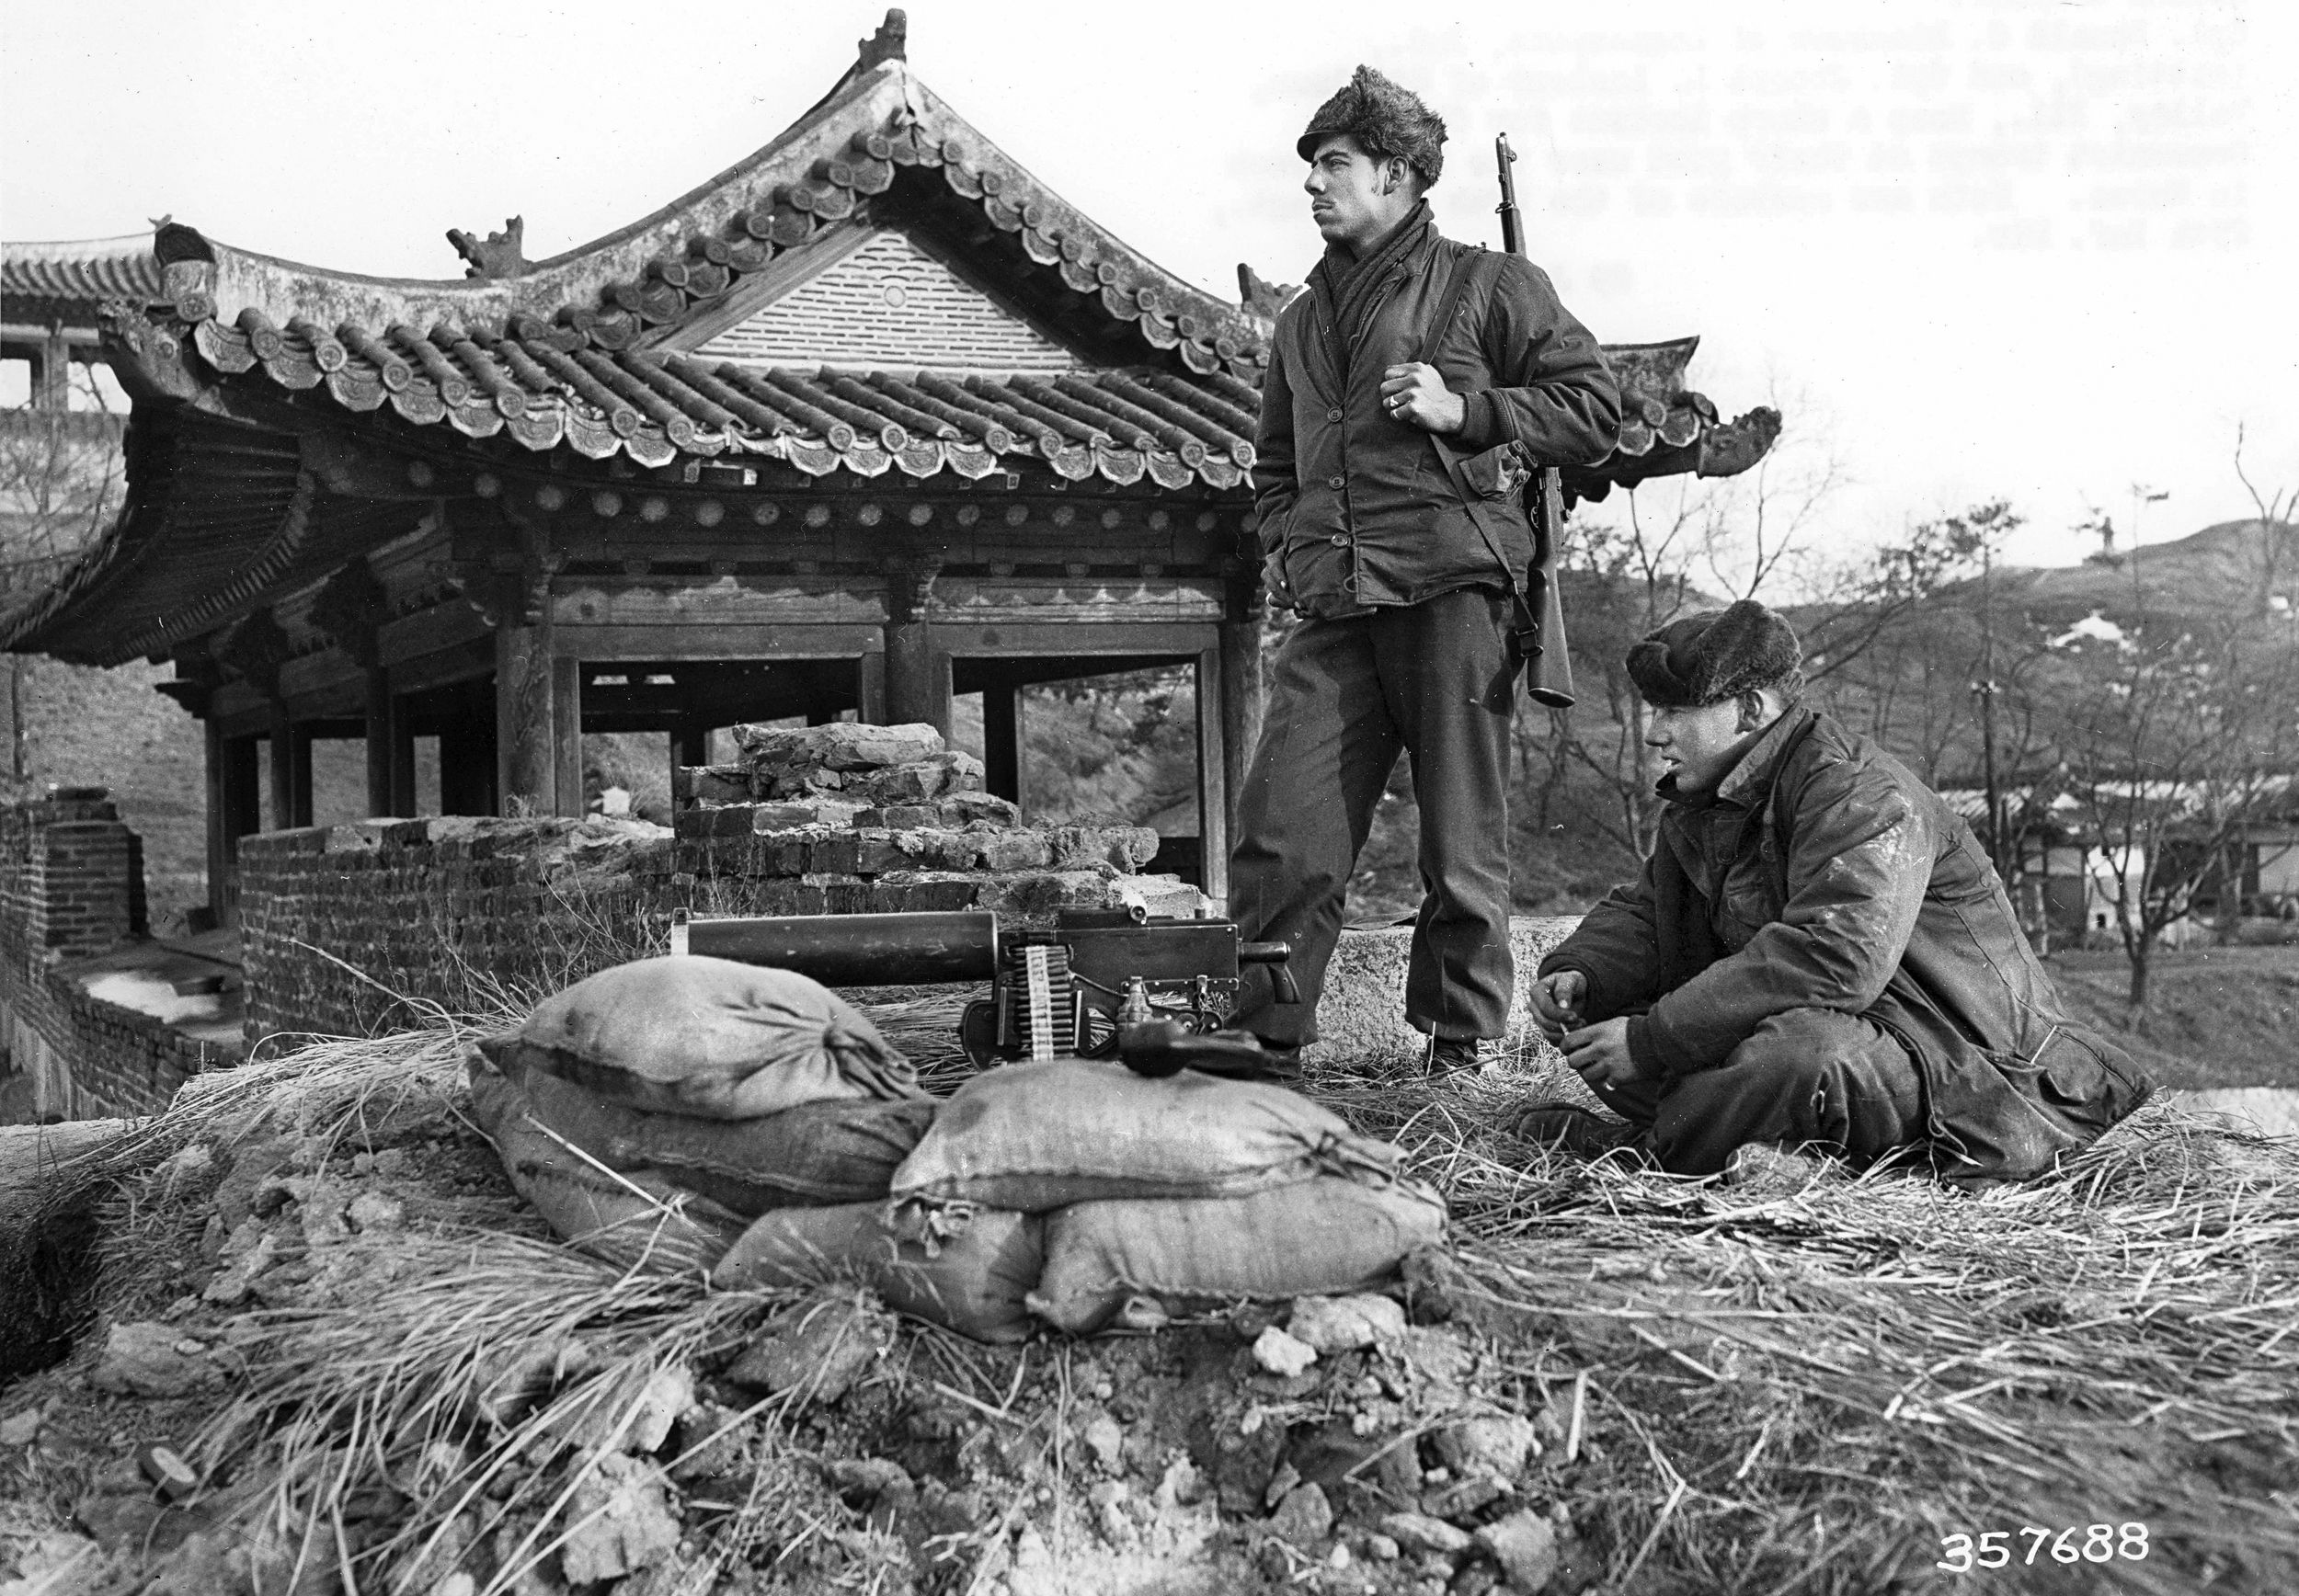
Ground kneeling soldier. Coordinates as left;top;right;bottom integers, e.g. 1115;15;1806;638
1515;600;2152;1182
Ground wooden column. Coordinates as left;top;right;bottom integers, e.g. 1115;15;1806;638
210;730;261;925
673;718;715;770
882;562;950;734
218;609;292;833
202;718;230;924
480;526;578;818
1195;644;1230;905
363;667;396;816
496;618;559;816
856;652;887;724
1219;570;1267;842
287;725;315;828
266;701;294;831
553;656;584;817
32;330;70;413
390;698;418;817
982;683;1024;807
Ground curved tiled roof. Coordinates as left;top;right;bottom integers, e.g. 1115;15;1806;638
170;302;1260;490
1;235;165;322
125;255;1758;499
1564;336;1782;502
95;56;1275;491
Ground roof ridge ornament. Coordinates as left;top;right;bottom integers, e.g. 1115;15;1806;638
448;216;529;279
1236;264;1301;327
857;8;908;71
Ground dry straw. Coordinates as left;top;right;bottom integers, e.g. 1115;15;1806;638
1329;1069;2299;1593
18;1003;2299;1595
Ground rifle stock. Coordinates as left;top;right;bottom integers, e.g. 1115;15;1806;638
1498;131;1575;710
1526;467;1574;708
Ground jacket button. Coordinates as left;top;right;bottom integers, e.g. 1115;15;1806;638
1326;407;1344;422
1328;473;1346;489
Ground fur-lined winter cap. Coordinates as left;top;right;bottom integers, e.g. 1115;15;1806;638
1627;600;1804;708
1297;65;1447;185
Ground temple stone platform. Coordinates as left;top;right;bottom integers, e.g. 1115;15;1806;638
1305;915;1596;1102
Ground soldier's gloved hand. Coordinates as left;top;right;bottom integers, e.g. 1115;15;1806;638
1528;971;1585;1043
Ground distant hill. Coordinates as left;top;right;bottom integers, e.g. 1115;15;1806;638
1958;519;2297;626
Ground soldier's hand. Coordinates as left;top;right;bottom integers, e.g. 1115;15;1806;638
1561;1017;1640;1090
1380;363;1465;434
1528;971;1586;1043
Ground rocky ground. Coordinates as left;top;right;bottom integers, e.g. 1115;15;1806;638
0;1046;1601;1596
4;1023;2296;1596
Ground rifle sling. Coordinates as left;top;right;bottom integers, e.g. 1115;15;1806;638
1413;254;1540;654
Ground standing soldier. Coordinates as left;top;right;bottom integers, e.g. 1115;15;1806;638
1230;66;1622;1074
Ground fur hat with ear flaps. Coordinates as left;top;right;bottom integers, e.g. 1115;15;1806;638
1297;65;1447;185
1627;600;1805;709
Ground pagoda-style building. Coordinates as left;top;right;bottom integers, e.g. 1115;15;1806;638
2;10;1778;918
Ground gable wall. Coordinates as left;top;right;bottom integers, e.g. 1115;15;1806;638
696;230;1079;371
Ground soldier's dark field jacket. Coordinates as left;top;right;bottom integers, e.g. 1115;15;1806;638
1253;207;1621;620
1540;706;2154;1182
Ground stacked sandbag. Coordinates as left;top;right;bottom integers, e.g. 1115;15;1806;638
468;955;933;1272
877;1060;1447;1338
715;1199;1043;1343
501;954;921;1116
1028;1176;1447;1334
466;1053;751;1276
892;1058;1402;1207
475;1054;934;1217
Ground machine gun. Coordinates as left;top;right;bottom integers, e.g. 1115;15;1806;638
1495;131;1576;710
669;906;1298;1077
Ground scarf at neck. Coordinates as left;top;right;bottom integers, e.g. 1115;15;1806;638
1313;200;1434;350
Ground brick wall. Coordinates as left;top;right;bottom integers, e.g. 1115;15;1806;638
0;791;145;960
0;791;231;1121
0;979;232;1122
236;816;681;1042
2;788;1190;1112
2;655;208;931
235;810;1195;1043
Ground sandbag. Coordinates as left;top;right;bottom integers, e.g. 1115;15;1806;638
512;955;921;1121
1028;1173;1447;1335
467;1054;748;1274
608;1097;936;1214
715;1200;1043;1344
473;1042;933;1216
889;1058;1398;1212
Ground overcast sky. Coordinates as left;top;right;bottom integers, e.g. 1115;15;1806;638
5;0;2292;572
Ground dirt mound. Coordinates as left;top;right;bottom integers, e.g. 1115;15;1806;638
4;1022;2297;1595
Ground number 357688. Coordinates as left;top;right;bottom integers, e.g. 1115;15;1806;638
1938;1524;2149;1570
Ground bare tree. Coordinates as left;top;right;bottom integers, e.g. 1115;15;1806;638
2045;614;2299;1008
1821;501;2068;877
1;365;127;782
2231;422;2297;617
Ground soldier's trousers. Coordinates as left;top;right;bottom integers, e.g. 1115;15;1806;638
1228;588;1520;1046
1591;1008;1929;1174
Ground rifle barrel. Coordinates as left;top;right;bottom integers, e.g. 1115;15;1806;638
1494;132;1524;257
